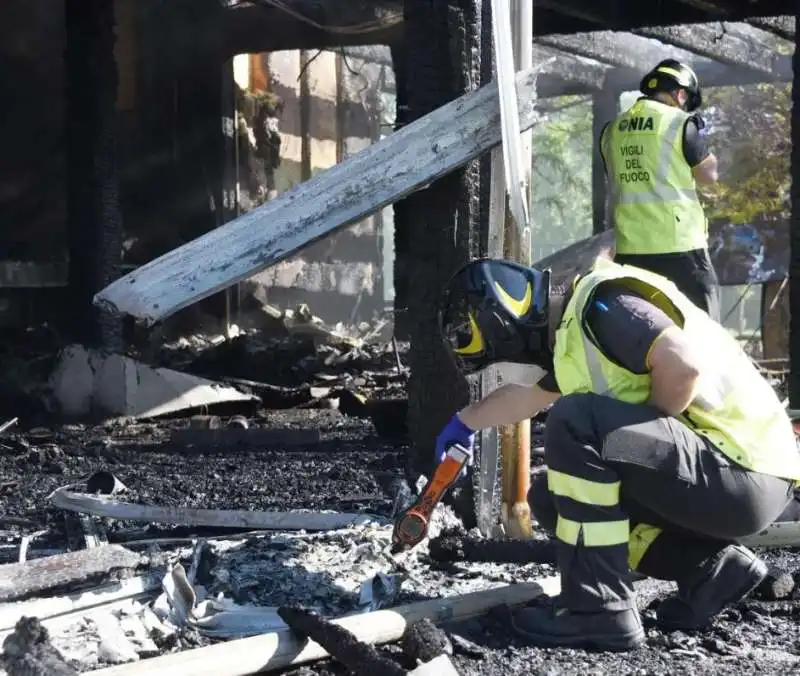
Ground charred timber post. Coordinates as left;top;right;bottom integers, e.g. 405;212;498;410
476;0;503;538
390;40;410;340
400;0;480;525
64;0;124;349
590;70;624;235
789;11;800;408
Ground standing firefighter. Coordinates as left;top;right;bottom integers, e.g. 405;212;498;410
600;59;721;320
435;257;800;651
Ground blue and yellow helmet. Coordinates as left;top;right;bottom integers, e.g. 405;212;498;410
438;258;552;376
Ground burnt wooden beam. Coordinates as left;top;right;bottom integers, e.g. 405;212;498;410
591;80;619;234
536;32;648;71
747;16;796;40
221;0;403;55
634;24;792;78
64;0;125;350
532;0;795;32
537;30;792;89
533;45;608;91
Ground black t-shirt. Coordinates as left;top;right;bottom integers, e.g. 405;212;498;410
538;281;677;394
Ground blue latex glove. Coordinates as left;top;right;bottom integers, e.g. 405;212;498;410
435;414;475;467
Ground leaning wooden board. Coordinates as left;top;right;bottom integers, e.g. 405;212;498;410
94;66;549;326
0;545;143;603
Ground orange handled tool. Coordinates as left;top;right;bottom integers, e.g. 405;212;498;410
391;443;471;554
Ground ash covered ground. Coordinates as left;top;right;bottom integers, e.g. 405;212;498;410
0;329;798;675
0;409;798;676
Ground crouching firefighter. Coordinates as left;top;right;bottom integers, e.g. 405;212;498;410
435;257;800;651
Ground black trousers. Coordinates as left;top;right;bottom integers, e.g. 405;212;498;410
532;393;795;612
615;248;720;322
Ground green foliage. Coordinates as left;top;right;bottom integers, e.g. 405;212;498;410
700;82;791;224
530;96;593;260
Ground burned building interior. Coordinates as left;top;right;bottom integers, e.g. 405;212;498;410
0;0;799;674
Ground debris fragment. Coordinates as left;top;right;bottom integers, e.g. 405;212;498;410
96;616;140;665
0;417;19;435
1;617;78;676
154;564;284;640
358;572;399;611
401;618;453;664
448;632;487;659
753;568;796;601
277;605;406;676
227;415;249;429
86;471;127;496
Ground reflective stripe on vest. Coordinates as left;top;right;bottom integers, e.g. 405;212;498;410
554;260;800;482
602;100;708;255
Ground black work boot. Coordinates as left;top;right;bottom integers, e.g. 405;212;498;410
511;597;645;651
657;544;768;630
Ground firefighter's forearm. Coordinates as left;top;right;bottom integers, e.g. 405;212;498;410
458;384;559;430
647;327;703;416
649;376;699;417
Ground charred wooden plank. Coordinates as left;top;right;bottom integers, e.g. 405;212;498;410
0;545;143;603
429;532;558;564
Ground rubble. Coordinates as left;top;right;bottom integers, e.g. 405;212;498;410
0;382;798;675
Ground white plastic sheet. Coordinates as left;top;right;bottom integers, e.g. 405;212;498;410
490;0;529;235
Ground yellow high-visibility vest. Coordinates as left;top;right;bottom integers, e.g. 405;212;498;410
601;98;708;255
554;260;800;481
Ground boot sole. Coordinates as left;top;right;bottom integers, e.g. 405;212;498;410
511;620;646;652
658;555;769;631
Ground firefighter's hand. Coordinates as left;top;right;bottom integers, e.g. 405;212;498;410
434;414;475;467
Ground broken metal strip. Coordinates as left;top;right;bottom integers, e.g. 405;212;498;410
84;576;561;676
94;66;548;325
49;487;383;531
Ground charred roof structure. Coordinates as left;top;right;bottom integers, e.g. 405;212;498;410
8;1;797;460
